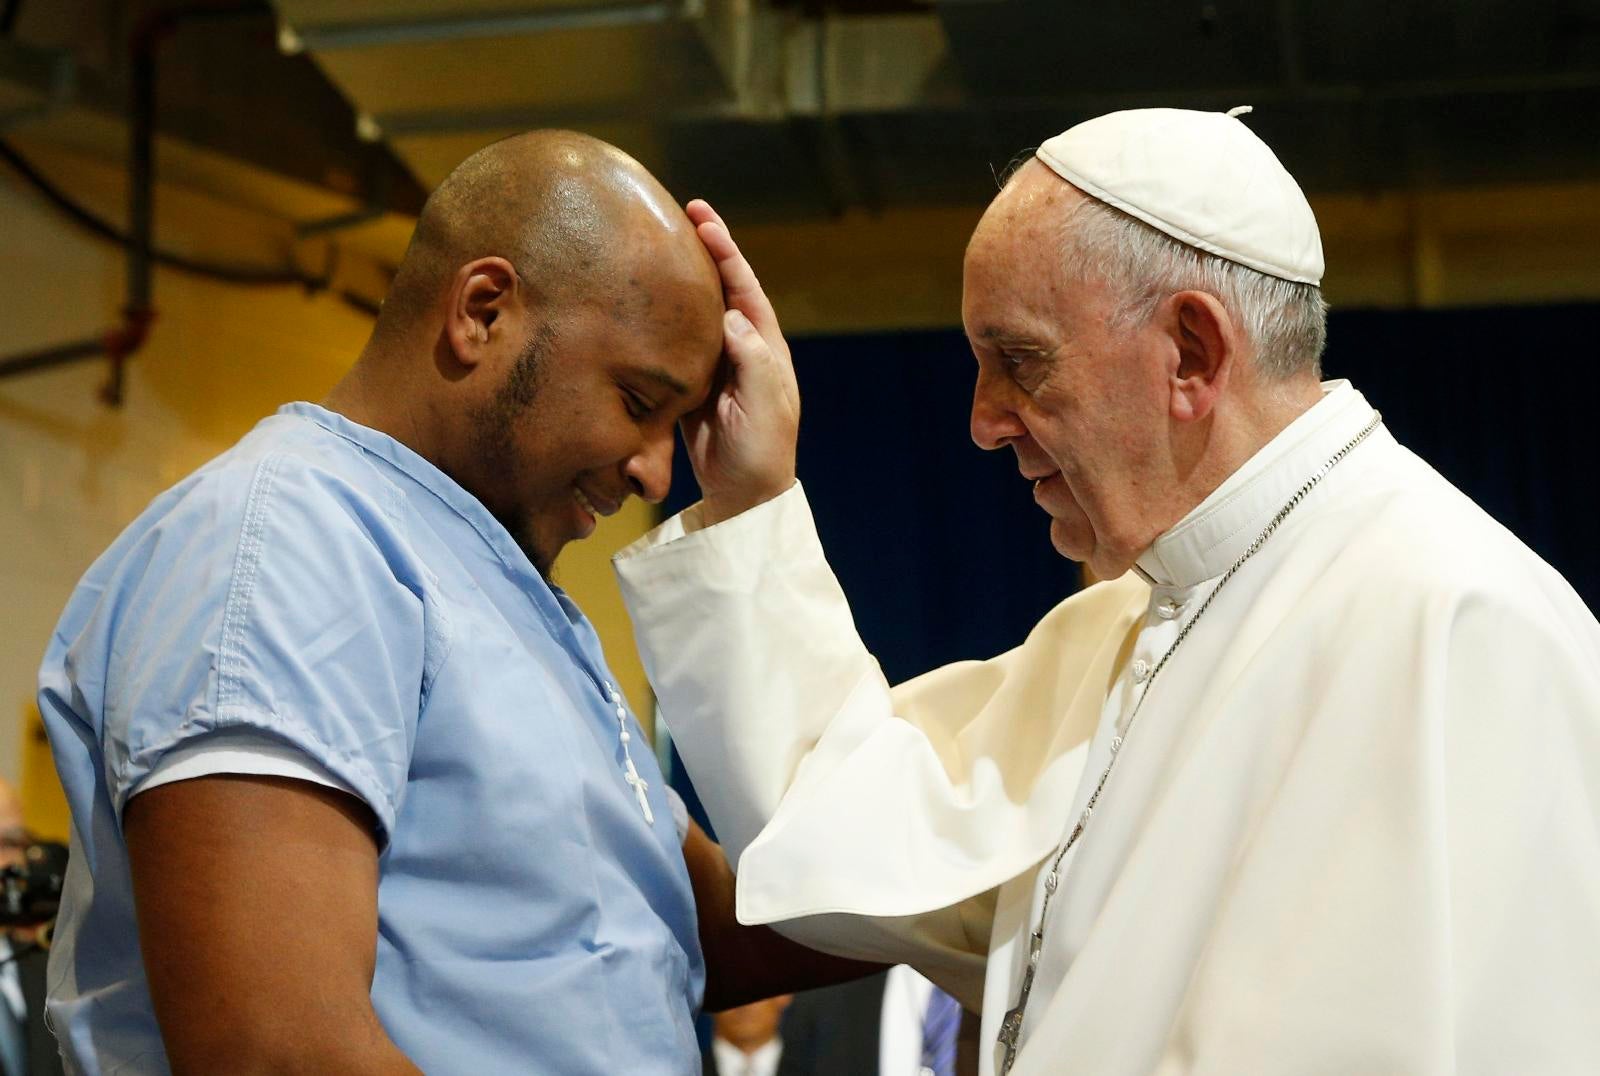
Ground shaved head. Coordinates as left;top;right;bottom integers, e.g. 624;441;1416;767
377;130;701;336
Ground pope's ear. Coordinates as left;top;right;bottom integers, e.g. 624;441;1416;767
444;257;521;370
1166;290;1238;424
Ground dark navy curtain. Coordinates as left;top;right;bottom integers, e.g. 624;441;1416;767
665;302;1600;825
1319;302;1596;611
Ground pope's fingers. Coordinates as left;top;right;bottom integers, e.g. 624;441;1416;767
721;309;767;370
696;222;781;343
685;198;726;232
723;309;800;413
693;219;740;264
685;204;775;329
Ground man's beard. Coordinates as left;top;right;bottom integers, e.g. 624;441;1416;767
468;324;556;578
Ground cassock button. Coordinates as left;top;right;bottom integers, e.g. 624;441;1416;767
1131;658;1152;683
1156;599;1184;620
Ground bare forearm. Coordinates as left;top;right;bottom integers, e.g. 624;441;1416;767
684;819;884;1010
703;921;886;1012
168;1023;420;1076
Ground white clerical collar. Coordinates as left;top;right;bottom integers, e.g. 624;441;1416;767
1135;380;1378;588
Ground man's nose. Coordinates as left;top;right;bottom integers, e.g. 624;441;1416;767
970;367;1025;451
623;428;675;504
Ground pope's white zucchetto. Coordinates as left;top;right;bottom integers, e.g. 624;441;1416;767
1036;106;1324;286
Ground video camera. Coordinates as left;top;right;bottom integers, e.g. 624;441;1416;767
0;841;67;927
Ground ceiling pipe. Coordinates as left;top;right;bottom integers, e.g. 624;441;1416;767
278;0;697;54
0;4;261;404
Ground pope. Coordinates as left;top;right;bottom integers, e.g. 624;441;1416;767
616;107;1600;1075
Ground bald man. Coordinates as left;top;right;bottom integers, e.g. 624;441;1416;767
37;132;868;1075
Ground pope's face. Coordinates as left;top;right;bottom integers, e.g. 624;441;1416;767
962;163;1173;579
470;255;723;577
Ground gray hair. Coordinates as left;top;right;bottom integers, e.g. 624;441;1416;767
1060;197;1327;380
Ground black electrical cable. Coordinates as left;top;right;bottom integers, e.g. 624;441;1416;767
0;0;22;37
0;137;381;314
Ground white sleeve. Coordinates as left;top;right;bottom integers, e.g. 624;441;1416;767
615;483;1151;1012
133;726;361;800
614;482;1143;919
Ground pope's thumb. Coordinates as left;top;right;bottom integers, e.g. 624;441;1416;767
723;308;769;366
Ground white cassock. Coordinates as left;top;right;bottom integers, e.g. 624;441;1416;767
615;381;1600;1076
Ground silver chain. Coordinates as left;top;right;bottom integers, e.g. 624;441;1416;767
996;412;1383;1074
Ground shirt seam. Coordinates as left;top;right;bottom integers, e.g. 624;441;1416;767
216;452;285;717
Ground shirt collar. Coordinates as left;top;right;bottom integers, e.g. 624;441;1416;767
276;401;597;652
711;1036;783;1076
1134;380;1378;588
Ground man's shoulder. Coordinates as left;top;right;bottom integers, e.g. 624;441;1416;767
53;413;418;651
155;411;410;553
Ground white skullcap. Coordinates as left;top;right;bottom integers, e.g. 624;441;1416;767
1036;106;1324;285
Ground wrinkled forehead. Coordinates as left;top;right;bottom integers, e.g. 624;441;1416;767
966;165;1081;309
962;163;1108;345
967;160;1082;274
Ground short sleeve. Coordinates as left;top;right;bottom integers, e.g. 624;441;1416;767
102;450;436;844
137;726;360;800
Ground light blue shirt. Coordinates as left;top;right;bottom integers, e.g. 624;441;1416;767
38;403;704;1074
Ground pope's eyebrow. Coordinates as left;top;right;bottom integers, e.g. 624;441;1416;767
976;326;1046;350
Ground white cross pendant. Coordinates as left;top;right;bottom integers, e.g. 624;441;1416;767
623;758;655;825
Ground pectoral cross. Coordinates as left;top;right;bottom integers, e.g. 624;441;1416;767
996;928;1043;1074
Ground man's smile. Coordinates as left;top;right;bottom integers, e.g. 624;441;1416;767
573;484;621;521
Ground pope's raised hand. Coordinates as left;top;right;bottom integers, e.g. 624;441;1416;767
682;199;801;525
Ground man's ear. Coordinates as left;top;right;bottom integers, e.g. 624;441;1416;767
1164;290;1239;424
444;257;521;370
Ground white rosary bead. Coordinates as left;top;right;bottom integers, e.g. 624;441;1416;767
602;681;653;824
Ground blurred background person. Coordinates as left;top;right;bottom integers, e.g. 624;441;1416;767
0;778;63;1076
780;968;978;1076
706;972;976;1076
706;994;791;1076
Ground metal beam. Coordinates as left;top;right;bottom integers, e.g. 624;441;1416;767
279;0;695;54
374;98;730;137
371;11;951;133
